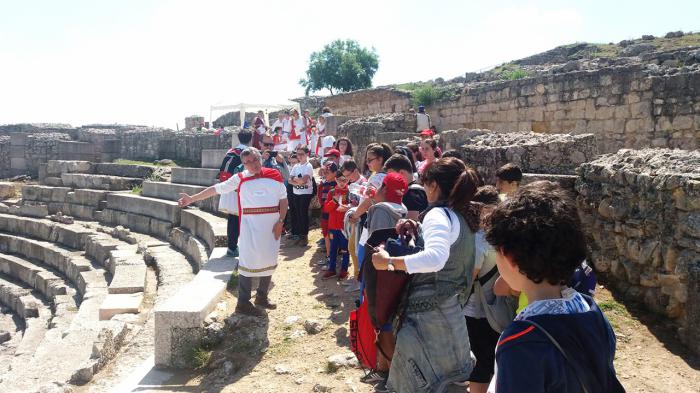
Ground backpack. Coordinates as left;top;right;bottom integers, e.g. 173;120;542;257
472;265;518;333
218;148;243;182
311;175;318;196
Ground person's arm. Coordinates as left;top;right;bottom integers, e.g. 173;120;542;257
178;186;218;207
494;276;520;297
373;209;453;274
349;197;372;222
273;198;288;240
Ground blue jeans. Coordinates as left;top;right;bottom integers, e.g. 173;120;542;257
328;230;349;273
388;295;475;393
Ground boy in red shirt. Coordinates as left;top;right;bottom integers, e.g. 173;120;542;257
323;170;350;280
317;162;338;265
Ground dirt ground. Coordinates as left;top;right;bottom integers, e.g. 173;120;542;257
149;228;698;392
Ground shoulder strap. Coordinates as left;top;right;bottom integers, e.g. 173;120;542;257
521;319;591;393
478;265;499;286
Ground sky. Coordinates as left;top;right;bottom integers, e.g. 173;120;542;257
0;0;698;129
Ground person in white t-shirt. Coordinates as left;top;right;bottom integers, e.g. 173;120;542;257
288;146;315;246
321;134;336;157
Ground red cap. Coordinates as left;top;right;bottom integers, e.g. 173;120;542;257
324;149;341;157
382;172;408;204
420;129;434;137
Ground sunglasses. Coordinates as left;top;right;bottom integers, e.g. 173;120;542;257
264;143;275;147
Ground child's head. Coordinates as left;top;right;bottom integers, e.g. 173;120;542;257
295;146;309;162
485;181;586;292
376;172;408;204
495;163;522;195
335;170;349;188
324;162;338;181
289;154;298;165
274;126;282;134
383;154;414;185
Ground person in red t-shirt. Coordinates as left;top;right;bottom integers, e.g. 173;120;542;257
323;170;350;280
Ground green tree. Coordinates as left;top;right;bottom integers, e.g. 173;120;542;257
300;39;379;95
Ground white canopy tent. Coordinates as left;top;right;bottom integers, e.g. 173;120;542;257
209;101;300;128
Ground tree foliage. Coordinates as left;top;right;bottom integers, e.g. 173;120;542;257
300;39;379;95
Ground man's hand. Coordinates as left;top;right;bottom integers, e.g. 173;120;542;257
275;154;285;164
348;213;359;224
273;221;284;240
372;246;390;271
336;204;349;213
178;193;194;208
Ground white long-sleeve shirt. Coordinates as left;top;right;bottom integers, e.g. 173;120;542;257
403;207;460;274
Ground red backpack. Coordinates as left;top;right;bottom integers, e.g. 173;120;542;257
349;293;377;370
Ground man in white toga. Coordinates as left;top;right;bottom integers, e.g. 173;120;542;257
178;147;288;316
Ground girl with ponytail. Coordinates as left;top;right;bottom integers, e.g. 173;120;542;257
371;157;479;392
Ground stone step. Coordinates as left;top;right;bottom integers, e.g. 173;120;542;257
141;181;220;213
61;173;142;191
0;233;93;296
0;212;94;250
108;264;147;294
0;182;20;199
155;247;236;367
99;208;174;240
99;292;144;320
0;252;70;300
93;163;156;178
171;167;219;187
168;227;208;268
0;275;43;320
180;208;228;252
143;244;197;300
105;193;181;224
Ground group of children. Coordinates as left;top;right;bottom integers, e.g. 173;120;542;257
307;138;620;392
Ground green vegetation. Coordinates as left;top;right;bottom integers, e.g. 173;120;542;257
493;63;530;80
130;185;142;195
395;81;458;106
186;346;212;369
227;272;239;290
325;361;339;374
300;39;379;95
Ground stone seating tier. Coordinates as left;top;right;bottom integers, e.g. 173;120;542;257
180;208;228;252
171;167;219;187
154;247;236;368
141;181;219;214
60;173;142;191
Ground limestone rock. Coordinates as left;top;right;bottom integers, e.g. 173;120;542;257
327;352;359;369
284;315;301;326
274;364;292;374
303;319;324;334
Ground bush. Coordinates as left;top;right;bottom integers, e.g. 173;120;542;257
412;85;441;107
501;69;529;80
186;346;212;369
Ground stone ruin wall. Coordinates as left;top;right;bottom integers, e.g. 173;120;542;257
452;131;598;184
576;149;700;354
336;112;418;156
0;125;237;177
325;88;412;118
325;57;700;155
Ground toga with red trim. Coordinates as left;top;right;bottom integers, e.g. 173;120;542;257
214;168;287;277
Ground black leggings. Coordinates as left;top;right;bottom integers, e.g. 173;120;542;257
290;194;313;237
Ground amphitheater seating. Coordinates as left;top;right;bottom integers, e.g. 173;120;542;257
1;160;239;376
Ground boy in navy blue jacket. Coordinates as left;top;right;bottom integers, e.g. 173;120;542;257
485;181;625;393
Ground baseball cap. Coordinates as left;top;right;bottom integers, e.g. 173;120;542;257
381;172;408;204
419;129;434;137
324;149;341;158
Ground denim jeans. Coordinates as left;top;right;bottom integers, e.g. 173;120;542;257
388;295;475;393
227;214;239;251
328;229;349;273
